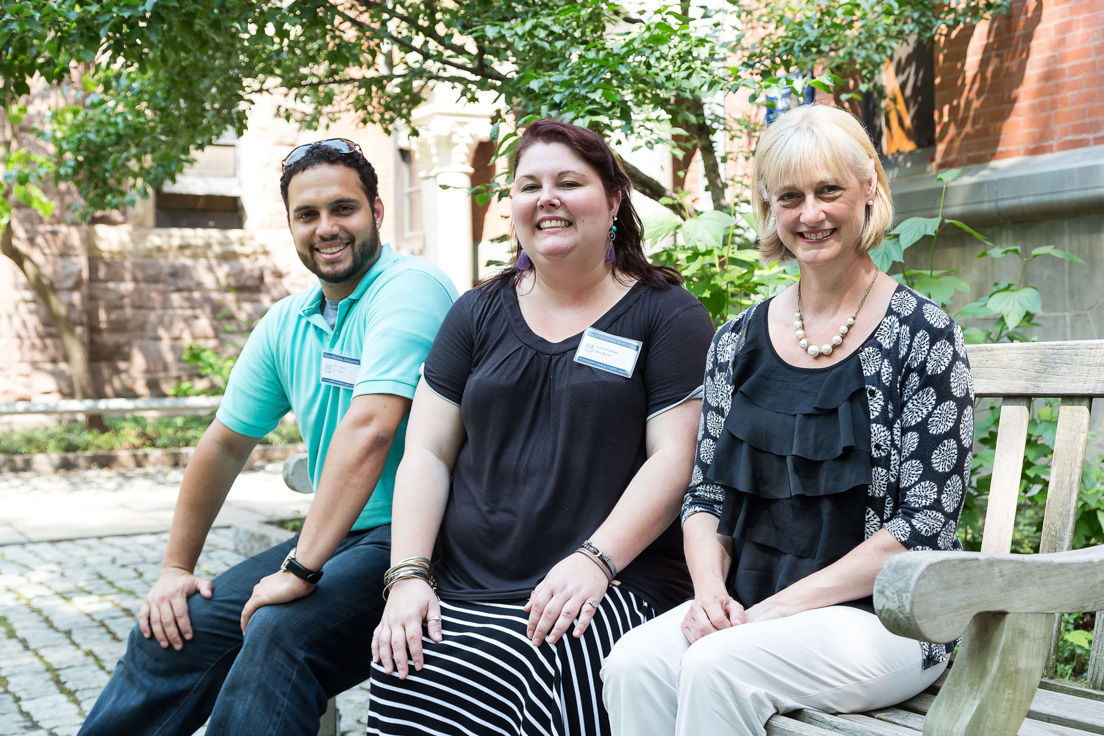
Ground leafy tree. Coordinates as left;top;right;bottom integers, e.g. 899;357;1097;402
1;0;1006;406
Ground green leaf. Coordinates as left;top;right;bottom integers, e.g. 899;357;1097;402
1030;245;1084;263
956;299;994;318
682;210;737;250
936;168;963;184
870;235;904;271
961;326;990;344
642;208;683;246
945;219;991;245
488;122;500;143
738;211;758;235
987;287;1042;330
978;246;1020;259
1063;629;1093;650
891;216;941;249
909;272;970;305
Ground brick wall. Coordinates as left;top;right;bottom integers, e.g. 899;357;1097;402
936;0;1104;168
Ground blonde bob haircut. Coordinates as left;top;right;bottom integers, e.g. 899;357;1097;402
751;104;893;264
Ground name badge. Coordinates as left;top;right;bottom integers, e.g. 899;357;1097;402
320;351;360;390
574;327;642;378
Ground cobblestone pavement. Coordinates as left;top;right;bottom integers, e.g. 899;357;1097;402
0;470;370;735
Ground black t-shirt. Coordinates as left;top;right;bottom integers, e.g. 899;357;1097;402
422;279;715;611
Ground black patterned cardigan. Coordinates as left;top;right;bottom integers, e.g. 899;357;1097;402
681;285;974;668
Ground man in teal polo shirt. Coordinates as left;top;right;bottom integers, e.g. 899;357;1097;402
80;139;457;736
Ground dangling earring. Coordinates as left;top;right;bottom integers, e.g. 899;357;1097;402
516;249;532;270
606;217;617;263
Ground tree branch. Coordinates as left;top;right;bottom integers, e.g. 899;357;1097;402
348;0;508;83
619;157;696;220
685;99;728;211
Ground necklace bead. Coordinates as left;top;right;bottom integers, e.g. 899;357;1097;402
794;271;879;360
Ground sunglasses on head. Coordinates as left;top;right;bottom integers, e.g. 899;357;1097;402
281;138;364;170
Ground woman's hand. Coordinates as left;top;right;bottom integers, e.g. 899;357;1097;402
524;553;609;646
681;590;745;644
371;578;442;679
743;597;791;624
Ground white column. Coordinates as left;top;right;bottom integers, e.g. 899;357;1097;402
410;86;494;293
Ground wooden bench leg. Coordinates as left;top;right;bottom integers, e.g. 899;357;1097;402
317;696;338;736
924;612;1050;736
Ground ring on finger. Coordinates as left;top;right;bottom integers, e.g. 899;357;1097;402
426;616;441;623
584;599;600;610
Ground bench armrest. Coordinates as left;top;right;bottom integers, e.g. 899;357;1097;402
874;545;1104;642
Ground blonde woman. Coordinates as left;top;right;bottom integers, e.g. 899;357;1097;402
602;104;974;735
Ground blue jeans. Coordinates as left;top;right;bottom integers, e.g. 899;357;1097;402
79;525;391;736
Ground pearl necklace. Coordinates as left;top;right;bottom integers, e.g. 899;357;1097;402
794;272;879;358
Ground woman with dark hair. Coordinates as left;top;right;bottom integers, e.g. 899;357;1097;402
365;119;715;735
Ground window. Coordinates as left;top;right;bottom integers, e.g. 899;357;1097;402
862;41;935;157
155;129;243;229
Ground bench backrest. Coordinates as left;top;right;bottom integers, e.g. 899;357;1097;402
966;340;1104;688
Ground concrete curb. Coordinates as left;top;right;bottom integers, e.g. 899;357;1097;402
232;517;298;558
0;443;306;473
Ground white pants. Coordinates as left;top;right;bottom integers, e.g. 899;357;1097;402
601;601;946;736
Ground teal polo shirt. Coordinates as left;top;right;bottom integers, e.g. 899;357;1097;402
216;244;457;530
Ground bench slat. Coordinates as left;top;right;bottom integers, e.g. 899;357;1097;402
767;715;853;736
967;342;1104;398
1041;398;1094;554
865;707;926;730
904;674;1104;734
904;693;1097;735
1090;613;1104;691
982;397;1031;554
794;709;920;735
1040;679;1104;704
1041;398;1093;674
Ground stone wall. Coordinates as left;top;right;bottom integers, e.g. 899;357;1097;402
0;94;402;406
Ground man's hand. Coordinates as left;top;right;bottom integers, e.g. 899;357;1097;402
240;571;316;633
139;567;214;651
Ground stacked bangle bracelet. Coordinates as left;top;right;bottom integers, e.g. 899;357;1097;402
575;539;616;582
382;556;438;601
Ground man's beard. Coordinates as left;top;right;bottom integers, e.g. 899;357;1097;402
302;226;381;285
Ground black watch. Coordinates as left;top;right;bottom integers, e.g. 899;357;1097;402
280;547;323;584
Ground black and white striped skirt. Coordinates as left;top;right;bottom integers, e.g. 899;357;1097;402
366;586;654;736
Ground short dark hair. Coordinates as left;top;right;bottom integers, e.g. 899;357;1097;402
484;119;681;291
279;143;379;210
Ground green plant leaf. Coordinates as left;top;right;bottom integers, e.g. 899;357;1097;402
987;286;1042;330
961;326;991;344
909;272;970;305
957;298;994;318
643;209;683;246
738;211;758;235
682;209;737;250
1030;245;1085;263
936;168;963;184
1063;629;1093;650
978;246;1020;259
891;216;941;249
871;235;904;271
945;219;992;245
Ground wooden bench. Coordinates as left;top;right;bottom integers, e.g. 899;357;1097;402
765;340;1104;736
